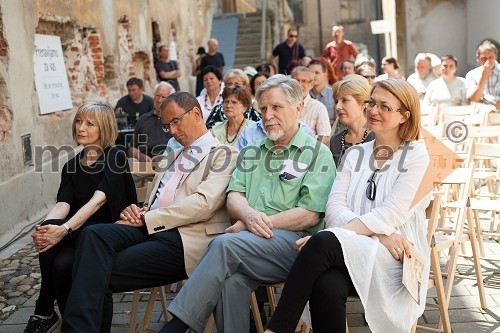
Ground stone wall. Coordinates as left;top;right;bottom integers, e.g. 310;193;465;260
0;0;218;238
400;0;500;77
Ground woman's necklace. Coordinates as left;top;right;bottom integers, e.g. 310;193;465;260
205;90;223;112
340;129;368;154
225;119;246;143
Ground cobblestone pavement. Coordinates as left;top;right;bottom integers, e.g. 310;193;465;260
0;236;499;332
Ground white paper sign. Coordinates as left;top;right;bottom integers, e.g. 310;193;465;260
33;34;73;114
370;20;392;35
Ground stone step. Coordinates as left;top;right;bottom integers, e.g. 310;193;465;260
236;44;261;51
235;50;261;58
238;25;260;34
234;57;262;66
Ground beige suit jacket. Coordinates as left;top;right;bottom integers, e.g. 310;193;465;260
143;137;238;275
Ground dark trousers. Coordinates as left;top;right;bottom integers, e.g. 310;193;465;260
61;223;187;333
267;231;355;333
35;219;90;316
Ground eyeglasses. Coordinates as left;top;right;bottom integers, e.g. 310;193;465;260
363;75;376;80
366;168;380;201
294;78;313;84
162;108;193;133
288;35;298;38
364;99;402;113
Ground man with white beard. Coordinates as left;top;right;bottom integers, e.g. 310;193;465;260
159;75;336;333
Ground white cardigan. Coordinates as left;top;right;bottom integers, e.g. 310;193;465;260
325;140;431;333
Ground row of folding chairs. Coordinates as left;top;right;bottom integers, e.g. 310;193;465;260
415;112;499;332
117;135;498;332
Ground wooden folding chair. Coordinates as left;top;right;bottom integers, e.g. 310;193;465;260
111;180;166;332
487;111;500;126
413;192;454;333
434;167;487;309
250;283;283;333
468;142;500;257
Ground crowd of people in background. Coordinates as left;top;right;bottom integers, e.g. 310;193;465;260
112;29;499;158
23;21;500;333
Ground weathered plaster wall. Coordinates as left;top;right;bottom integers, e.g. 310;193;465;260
404;0;467;76
465;0;500;71
0;0;217;237
0;0;65;236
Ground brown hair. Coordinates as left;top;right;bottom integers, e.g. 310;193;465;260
72;102;118;149
382;56;399;70
313;57;338;85
370;79;421;141
222;85;252;109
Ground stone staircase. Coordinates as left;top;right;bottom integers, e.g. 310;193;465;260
233;11;270;70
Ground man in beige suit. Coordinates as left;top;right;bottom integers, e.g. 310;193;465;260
61;92;239;333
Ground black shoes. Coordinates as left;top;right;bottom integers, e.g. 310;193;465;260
23;313;61;333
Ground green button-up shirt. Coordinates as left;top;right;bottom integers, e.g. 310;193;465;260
227;127;336;234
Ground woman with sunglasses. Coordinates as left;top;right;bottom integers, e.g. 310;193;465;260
330;74;375;166
356;64;377;86
265;79;430;333
211;85;254;146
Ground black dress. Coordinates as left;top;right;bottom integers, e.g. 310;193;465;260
34;146;137;316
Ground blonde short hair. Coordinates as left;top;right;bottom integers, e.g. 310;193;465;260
224;69;250;87
332;74;370;104
72;102;118;149
370;79;421;141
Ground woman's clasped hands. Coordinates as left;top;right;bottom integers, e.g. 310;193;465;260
376;233;413;263
32;224;67;253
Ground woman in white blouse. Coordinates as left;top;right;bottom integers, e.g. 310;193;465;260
196;66;224;121
265;79;431;333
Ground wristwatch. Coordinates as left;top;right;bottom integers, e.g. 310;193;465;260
62;223;73;235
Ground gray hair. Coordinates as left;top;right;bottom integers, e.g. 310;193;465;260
154;81;176;94
291;66;315;81
477;40;498;55
255;74;303;109
414;52;431;65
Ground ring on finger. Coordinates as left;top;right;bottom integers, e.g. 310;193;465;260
396;247;401;253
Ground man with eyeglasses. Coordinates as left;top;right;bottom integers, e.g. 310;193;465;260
158;75;335;333
292;66;331;145
270;27;306;74
61;91;239;333
128;82;175;162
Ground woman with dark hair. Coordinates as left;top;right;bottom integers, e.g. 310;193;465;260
377;56;405;81
25;102;137;333
205;69;261;129
211;86;254;146
197;66;224;121
250;71;270;96
256;62;277;76
266;79;431;333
